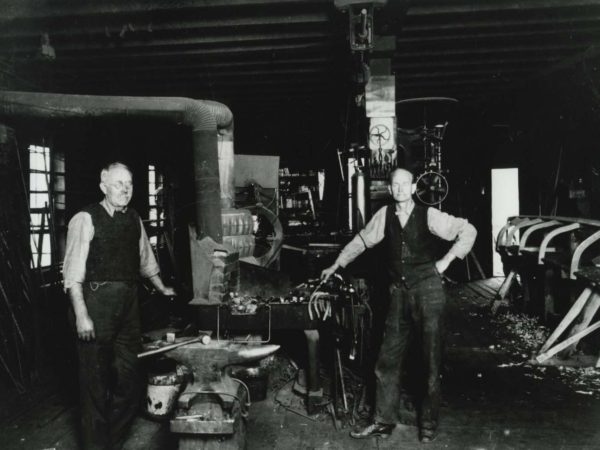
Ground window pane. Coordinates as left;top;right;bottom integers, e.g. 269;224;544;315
30;149;47;170
40;253;51;267
53;154;65;172
30;234;39;253
30;173;48;191
55;194;65;209
54;175;65;191
30;192;50;209
149;169;155;185
30;234;51;268
40;237;51;254
30;213;43;227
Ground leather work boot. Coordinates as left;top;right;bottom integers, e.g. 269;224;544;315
350;422;395;439
420;428;438;443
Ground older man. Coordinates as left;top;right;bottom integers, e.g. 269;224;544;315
63;162;175;449
321;168;476;443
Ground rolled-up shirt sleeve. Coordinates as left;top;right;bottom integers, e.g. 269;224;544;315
62;212;94;290
335;206;388;268
427;207;477;259
139;218;160;278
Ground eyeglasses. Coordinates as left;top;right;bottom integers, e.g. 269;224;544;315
107;181;133;190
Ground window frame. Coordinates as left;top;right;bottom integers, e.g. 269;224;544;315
28;143;65;270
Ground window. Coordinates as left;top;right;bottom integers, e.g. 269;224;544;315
29;144;65;269
148;165;164;246
491;168;519;276
29;145;52;267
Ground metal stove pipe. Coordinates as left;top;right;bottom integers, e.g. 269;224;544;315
0;90;233;243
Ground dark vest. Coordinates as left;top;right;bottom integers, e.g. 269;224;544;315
83;203;141;281
384;204;439;287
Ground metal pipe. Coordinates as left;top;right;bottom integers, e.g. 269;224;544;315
0;90;233;243
351;167;368;230
217;126;235;209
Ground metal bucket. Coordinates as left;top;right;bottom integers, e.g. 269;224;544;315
145;367;186;420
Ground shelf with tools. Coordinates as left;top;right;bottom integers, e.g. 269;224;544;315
278;169;322;235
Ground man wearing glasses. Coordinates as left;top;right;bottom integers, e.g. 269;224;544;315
63;162;175;449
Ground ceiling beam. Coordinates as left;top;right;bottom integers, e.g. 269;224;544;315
7;40;339;60
394;43;586;58
393;55;560;70
52;84;341;100
402;12;600;32
0;0;332;22
484;43;600;98
407;0;600;16
47;48;342;70
398;78;510;89
72;67;336;84
396;67;532;81
63;76;339;92
2;30;337;55
398;87;512;96
54;56;333;74
0;12;332;39
396;26;600;45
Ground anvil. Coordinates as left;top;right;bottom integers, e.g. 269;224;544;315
165;340;279;435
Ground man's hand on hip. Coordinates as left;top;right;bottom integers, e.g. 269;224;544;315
435;252;457;275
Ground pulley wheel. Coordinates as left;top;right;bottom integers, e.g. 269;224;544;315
415;171;448;206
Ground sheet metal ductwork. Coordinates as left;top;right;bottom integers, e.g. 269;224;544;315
0;90;233;243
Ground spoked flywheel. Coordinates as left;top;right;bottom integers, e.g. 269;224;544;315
415;171;448;206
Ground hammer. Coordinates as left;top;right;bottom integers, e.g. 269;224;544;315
138;333;212;359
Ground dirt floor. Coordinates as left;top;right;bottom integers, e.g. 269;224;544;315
2;278;600;449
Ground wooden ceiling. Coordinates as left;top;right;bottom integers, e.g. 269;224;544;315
1;0;600;116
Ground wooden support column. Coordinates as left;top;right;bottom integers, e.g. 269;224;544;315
490;269;517;314
559;292;600;358
538;287;592;354
533;288;600;366
536;318;600;364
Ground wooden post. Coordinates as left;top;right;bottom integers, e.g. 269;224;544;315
536;320;600;364
470;252;486;279
539;287;592;354
490;269;517;313
559;292;600;358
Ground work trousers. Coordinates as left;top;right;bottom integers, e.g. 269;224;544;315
374;275;446;431
74;281;142;450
